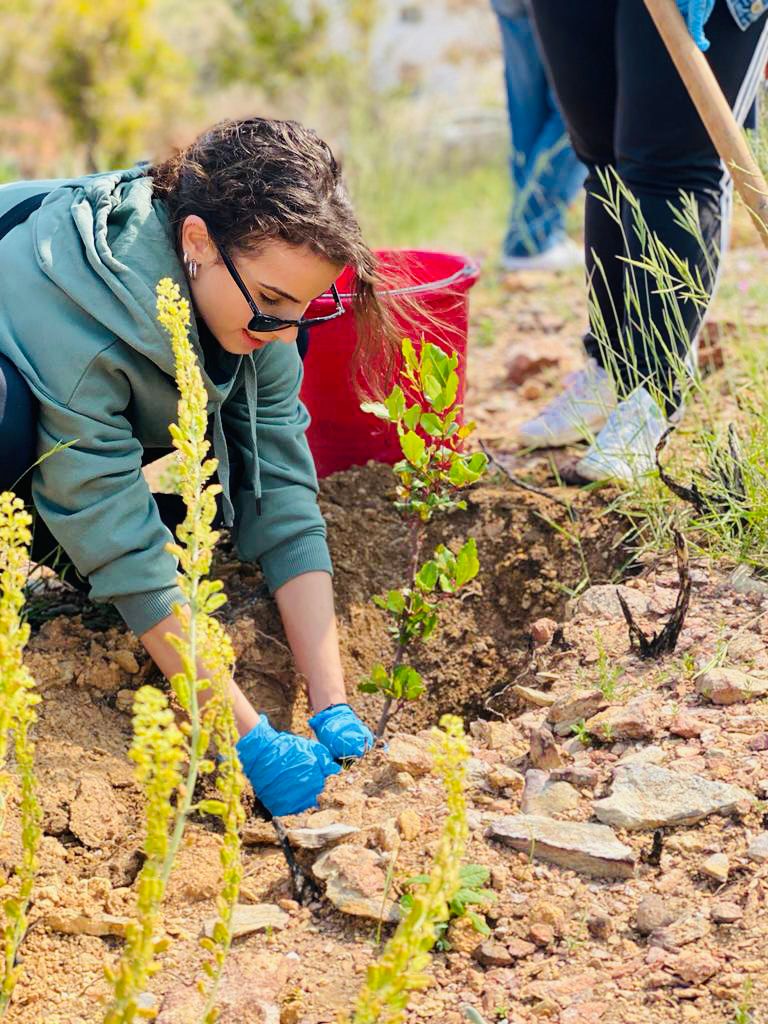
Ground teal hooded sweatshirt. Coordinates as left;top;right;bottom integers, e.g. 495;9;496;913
0;165;332;635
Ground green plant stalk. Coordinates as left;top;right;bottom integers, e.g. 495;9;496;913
0;492;42;1017
102;686;184;1024
196;618;246;1024
351;714;469;1024
102;279;244;1024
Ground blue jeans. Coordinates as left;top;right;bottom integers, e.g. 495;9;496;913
492;0;586;257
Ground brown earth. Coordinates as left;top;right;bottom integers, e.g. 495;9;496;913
3;234;768;1024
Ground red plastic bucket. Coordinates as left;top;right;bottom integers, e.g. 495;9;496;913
301;249;480;477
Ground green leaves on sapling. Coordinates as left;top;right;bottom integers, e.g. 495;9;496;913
360;338;487;739
359;663;425;702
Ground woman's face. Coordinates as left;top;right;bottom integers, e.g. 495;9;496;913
180;215;341;355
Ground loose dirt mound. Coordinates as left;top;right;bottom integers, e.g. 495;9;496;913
221;462;627;733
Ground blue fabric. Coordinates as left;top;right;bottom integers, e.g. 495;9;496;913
677;0;717;49
309;703;375;760
491;1;586;257
234;715;341;817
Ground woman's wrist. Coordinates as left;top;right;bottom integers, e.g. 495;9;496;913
307;678;348;715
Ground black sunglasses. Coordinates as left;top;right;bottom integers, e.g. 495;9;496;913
218;246;345;333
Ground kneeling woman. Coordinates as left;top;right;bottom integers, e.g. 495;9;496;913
0;117;391;815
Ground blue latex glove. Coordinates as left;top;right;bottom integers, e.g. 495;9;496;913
676;0;716;51
234;715;341;817
309;703;375;760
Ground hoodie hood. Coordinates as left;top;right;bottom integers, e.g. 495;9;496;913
33;165;207;382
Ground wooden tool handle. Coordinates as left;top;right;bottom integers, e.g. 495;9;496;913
644;0;768;248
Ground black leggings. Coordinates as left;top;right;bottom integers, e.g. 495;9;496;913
528;0;768;411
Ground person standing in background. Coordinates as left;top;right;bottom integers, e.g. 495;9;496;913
517;0;768;482
491;0;586;272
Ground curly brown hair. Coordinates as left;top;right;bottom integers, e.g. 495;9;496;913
150;116;399;391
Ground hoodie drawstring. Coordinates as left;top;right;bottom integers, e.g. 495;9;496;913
212;405;235;526
210;357;262;525
243;358;263;516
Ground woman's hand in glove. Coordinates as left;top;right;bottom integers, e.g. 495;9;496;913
234;715;340;817
309;703;375;760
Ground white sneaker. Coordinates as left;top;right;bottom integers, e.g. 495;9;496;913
501;237;583;273
574;387;668;484
517;359;617;448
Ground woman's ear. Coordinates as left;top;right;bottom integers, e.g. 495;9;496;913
180;215;214;266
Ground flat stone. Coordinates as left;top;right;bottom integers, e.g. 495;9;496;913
522;778;580;818
547;690;609;737
671;949;719;985
473;941;513;967
649;914;710;951
469;720;528;756
507;937;537;958
201;904;288;940
45;911;131;938
487;765;525;793
711;901;743;924
618;745;666;767
529;726;564;770
285;823;359;850
636;895;679;935
700;853;730;884
512;685;557;707
585;701;656;742
572;584;651;621
242;820;280;846
529;922;555;946
696;668;768;705
593;765;753;831
488;815;636;879
746;832;768;862
387;734;433;776
313;845;399;922
670;712;706;739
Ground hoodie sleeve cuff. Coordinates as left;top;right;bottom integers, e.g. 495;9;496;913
259;532;333;595
113;585;186;637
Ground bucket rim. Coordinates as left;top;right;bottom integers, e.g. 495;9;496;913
312;249;482;305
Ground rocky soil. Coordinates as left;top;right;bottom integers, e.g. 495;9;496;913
2;236;767;1024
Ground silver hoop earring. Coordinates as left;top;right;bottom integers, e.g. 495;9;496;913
183;251;199;281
